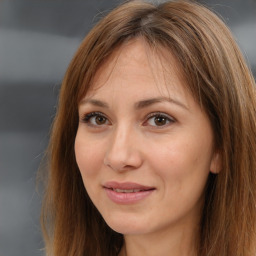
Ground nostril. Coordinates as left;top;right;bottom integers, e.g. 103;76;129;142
103;138;143;171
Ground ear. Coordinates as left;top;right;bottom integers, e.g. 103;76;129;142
210;152;222;174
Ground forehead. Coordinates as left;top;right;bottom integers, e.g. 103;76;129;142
84;38;189;102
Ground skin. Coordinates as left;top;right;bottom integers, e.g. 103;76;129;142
75;38;220;256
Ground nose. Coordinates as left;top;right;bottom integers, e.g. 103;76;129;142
104;125;143;172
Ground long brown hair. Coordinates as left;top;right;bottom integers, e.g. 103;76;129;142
41;1;256;255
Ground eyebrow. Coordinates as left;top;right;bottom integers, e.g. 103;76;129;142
80;99;109;108
134;97;188;110
80;97;188;111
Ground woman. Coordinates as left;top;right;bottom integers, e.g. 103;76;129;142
41;1;256;255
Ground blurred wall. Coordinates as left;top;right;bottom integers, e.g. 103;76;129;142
0;1;255;256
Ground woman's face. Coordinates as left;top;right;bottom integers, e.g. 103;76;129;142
75;39;219;236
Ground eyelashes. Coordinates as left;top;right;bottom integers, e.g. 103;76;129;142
82;112;109;126
81;111;175;128
144;112;175;127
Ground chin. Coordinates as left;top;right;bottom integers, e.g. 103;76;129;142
104;213;152;235
109;224;150;235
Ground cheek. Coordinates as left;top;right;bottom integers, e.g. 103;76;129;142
74;133;105;179
151;138;211;212
146;134;212;190
74;134;107;206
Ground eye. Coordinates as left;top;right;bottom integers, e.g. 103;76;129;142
82;112;110;126
144;112;175;127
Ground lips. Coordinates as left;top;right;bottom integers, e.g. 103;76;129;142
103;181;155;192
103;181;155;204
112;188;142;193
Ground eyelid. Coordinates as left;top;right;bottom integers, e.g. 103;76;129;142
143;112;175;127
81;111;110;126
146;112;175;121
80;111;175;128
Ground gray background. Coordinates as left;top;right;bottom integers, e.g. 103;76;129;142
0;1;255;256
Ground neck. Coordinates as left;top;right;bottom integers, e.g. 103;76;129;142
119;222;199;256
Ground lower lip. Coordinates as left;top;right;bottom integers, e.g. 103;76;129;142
104;188;155;204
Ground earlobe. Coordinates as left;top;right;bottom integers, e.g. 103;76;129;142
210;152;222;174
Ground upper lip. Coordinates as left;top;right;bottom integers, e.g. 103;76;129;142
103;181;155;191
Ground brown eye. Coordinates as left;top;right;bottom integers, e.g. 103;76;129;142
145;112;174;127
154;116;167;126
83;112;110;126
95;115;107;125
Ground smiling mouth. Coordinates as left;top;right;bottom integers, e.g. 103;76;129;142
103;181;155;204
111;188;154;193
103;181;155;192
